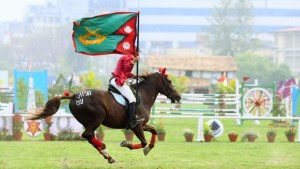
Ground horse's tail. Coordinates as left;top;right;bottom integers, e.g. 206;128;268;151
27;91;74;120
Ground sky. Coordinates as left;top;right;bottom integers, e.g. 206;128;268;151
0;0;44;22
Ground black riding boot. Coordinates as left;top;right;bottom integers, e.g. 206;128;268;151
128;102;144;128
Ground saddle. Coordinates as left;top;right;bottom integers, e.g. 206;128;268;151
108;84;141;107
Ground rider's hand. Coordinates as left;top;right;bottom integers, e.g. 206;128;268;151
132;56;140;63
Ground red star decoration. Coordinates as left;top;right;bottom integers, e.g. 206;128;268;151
26;121;41;136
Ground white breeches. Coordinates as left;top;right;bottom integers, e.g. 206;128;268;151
110;78;136;103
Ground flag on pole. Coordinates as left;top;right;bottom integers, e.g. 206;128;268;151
72;12;138;56
217;73;227;85
243;76;250;82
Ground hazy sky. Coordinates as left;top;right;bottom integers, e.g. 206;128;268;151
0;0;44;22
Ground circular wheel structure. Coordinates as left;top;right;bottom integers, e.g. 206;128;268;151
243;88;273;117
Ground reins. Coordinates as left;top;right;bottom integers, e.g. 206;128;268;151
133;73;176;99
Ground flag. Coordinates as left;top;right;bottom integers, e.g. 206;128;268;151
243;76;249;82
282;78;297;99
217;73;227;85
72;12;138;56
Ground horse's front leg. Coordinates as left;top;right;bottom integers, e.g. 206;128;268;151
141;124;157;156
120;125;148;151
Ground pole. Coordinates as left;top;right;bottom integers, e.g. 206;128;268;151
135;11;140;106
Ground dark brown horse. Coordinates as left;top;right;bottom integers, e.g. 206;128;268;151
28;69;181;163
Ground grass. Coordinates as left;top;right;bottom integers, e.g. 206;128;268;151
0;118;299;169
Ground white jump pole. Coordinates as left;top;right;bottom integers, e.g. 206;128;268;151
196;117;204;141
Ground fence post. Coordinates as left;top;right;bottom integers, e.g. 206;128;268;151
196;116;204;141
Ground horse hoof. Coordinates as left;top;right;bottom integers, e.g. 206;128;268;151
143;147;151;156
120;140;129;147
108;158;117;164
101;149;111;159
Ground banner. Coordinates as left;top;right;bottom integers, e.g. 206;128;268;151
73;12;138;56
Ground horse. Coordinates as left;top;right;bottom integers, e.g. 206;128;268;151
27;68;181;164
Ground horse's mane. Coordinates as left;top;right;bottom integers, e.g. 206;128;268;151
129;71;155;89
139;71;152;79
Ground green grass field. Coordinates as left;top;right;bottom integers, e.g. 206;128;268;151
1;118;300;169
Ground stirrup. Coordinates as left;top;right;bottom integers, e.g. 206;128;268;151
130;118;145;128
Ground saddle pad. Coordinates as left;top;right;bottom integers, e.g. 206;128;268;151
110;92;127;106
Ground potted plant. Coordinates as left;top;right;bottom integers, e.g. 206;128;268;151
13;113;24;141
241;130;259;142
203;123;214;142
270;98;289;127
57;128;76;141
43;118;56;141
95;125;105;141
285;127;296;142
266;127;276;142
14;113;23;123
183;129;194;142
0;128;13;141
156;121;166;141
228;131;238;142
122;129;134;141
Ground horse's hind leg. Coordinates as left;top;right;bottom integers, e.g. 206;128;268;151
82;121;116;164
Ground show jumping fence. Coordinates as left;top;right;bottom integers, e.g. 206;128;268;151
152;93;241;116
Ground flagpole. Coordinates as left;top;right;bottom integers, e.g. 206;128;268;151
135;11;140;106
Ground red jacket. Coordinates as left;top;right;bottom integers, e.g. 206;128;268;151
112;55;135;86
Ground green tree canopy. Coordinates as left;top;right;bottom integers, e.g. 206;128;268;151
168;74;189;94
235;52;292;85
208;0;259;56
16;78;28;112
80;71;103;89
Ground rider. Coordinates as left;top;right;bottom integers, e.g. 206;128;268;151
110;54;144;128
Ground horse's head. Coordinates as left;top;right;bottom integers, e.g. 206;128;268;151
144;68;181;103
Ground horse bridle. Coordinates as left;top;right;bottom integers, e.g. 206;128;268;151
139;73;176;100
156;73;176;99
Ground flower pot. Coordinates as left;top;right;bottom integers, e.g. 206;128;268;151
247;135;256;142
204;134;213;142
174;104;181;109
157;133;166;141
14;133;23;141
95;133;105;141
185;135;194;142
44;133;52;141
267;135;276;142
14;114;23;123
286;135;295;142
228;134;238;142
124;133;134;141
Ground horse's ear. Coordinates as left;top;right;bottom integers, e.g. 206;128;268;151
159;67;168;77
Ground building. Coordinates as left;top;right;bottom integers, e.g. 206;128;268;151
274;27;300;75
2;0;300;46
146;55;237;93
127;0;300;53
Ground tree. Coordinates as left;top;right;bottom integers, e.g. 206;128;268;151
16;78;28;112
208;0;258;56
235;52;292;85
211;79;236;94
80;71;103;89
168;74;189;93
35;90;46;108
